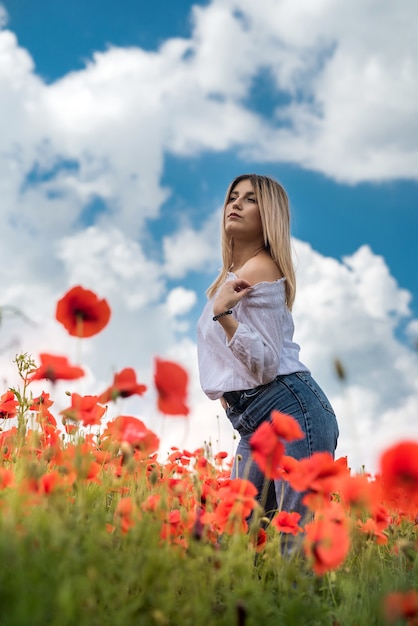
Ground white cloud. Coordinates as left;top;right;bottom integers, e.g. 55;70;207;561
342;246;411;322
1;0;416;242
166;287;197;317
406;319;418;346
163;209;221;278
57;226;165;310
292;240;418;471
202;0;418;182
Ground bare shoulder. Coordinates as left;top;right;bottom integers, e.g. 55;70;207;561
237;252;282;285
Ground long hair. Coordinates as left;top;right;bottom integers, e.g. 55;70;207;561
207;174;296;309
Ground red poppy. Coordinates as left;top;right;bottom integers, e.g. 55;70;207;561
214;451;229;466
40;412;58;435
103;415;160;455
251;527;268;552
98;368;147;404
28;354;85;383
277;455;301;479
270;411;305;442
56;285;111;338
115;497;137;534
154;358;189;416
0;391;18;419
304;503;350;575
209;478;258;535
304;517;350;575
336;474;376;512
141;493;162;515
271;511;302;536
284;452;348;495
39;471;61;495
61;393;106;427
380;441;418;501
116;497;135;517
30;392;54;412
371;503;391;529
29;392;58;434
160;508;191;547
384;590;418;624
357;518;388;545
250;421;284;479
0;467;14;489
65;423;78;435
0;427;18;459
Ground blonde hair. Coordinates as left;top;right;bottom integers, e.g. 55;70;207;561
207;174;296;309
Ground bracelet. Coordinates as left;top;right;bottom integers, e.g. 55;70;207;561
213;310;233;322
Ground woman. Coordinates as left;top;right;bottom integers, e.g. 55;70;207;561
197;174;339;521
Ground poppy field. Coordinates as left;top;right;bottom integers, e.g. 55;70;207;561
0;286;417;626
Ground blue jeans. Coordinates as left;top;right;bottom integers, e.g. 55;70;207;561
225;372;339;522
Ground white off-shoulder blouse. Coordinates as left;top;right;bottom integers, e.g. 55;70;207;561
197;273;309;400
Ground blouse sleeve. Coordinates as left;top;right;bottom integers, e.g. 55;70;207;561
226;280;286;385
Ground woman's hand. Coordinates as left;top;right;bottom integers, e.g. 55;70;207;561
212;279;252;317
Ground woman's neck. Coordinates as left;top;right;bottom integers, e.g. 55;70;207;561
229;243;266;272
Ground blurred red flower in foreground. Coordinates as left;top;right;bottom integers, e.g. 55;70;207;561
356;518;388;545
271;511;302;536
154;358;189;416
380;441;418;502
61;393;107;428
98;368;147;404
251;527;268;552
30;392;57;434
103;416;160;455
28;354;85;383
304;502;350;575
250;422;285;478
0;467;14;489
210;478;258;534
56;285;111;338
384;590;418;624
284;452;348;495
30;391;54;412
0;391;18;419
115;497;137;534
270;410;304;441
250;412;303;479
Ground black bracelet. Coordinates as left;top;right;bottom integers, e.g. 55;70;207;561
213;310;233;322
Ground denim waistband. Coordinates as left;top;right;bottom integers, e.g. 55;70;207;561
223;390;242;406
223;378;277;408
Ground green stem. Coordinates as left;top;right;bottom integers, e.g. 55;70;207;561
17;376;29;441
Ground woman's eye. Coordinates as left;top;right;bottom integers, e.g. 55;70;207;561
248;197;256;203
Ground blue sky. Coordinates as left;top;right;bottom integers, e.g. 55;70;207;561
1;0;417;472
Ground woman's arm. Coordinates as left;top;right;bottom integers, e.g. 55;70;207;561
213;256;285;383
212;278;252;341
213;254;282;340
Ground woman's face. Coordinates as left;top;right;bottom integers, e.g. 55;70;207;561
224;178;263;242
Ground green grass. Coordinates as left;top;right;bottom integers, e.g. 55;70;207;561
0;465;416;626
